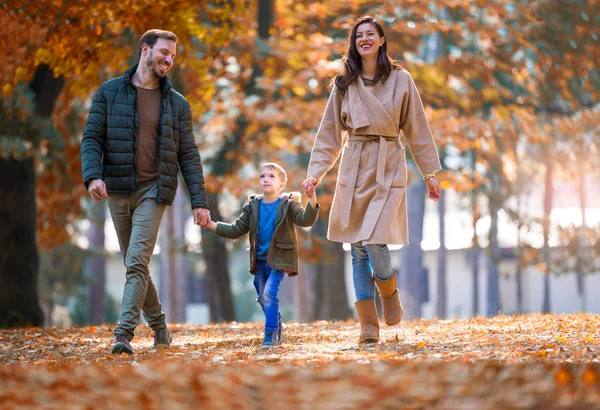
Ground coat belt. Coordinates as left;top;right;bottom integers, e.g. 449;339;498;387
340;134;399;230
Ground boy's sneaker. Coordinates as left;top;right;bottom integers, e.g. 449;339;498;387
111;334;133;355
278;321;282;342
153;327;173;349
261;330;280;348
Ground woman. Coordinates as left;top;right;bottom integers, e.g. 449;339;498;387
303;16;441;344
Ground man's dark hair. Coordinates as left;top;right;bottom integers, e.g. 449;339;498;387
137;29;177;57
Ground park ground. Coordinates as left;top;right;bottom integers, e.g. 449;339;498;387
1;314;600;409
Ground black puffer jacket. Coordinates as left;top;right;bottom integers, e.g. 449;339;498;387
80;65;208;209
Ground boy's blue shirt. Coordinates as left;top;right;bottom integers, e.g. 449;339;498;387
214;192;320;276
256;198;281;261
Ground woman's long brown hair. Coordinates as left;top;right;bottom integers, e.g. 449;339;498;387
331;16;403;93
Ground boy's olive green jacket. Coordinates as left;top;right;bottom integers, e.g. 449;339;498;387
215;192;319;276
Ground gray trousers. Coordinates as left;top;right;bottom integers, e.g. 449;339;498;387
108;183;167;340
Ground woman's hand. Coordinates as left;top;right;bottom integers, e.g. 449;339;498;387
426;177;441;201
302;176;318;191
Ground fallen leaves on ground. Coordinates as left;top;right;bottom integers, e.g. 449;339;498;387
1;314;600;409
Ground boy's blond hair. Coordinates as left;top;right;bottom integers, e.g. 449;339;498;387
259;162;288;188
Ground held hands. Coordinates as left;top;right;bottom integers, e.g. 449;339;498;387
193;207;211;228
425;177;441;201
302;176;318;207
304;182;315;198
302;176;317;192
88;179;108;200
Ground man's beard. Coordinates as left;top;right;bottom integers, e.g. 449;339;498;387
146;51;167;79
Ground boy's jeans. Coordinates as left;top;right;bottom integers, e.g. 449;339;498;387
253;261;284;334
108;182;167;340
351;242;393;301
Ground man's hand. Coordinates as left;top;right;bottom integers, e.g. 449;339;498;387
426;177;441;201
193;207;211;227
88;179;108;200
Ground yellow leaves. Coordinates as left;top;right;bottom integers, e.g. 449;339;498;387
555;367;574;387
417;341;425;349
554;337;568;343
34;48;54;66
291;86;306;97
536;262;548;275
582;368;600;386
2;83;12;97
439;179;452;190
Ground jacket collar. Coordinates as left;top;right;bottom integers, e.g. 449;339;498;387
124;64;172;96
248;192;298;231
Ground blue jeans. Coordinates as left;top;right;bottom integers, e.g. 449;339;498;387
253;261;284;333
351;242;393;301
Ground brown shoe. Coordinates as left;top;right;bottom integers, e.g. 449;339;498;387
111;334;133;355
153;327;173;349
354;299;379;344
374;269;404;326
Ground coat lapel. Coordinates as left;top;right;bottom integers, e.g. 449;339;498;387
347;81;371;130
356;76;396;133
370;72;396;118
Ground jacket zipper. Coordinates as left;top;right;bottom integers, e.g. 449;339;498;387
266;197;289;264
132;87;139;188
156;92;166;203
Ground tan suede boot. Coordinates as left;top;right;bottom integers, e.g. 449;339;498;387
374;269;404;326
354;299;380;344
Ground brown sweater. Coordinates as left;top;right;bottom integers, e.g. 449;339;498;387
135;85;161;187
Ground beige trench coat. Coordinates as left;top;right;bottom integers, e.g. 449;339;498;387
307;69;441;245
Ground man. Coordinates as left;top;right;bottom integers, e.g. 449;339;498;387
81;29;210;355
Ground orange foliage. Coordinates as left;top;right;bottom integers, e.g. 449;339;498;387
1;0;598;246
0;0;249;248
1;314;600;408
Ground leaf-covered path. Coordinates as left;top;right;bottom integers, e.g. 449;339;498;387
1;314;600;409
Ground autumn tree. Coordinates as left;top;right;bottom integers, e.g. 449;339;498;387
0;0;247;327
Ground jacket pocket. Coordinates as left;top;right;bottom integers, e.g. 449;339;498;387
337;142;369;188
391;146;407;188
275;242;294;265
336;142;354;187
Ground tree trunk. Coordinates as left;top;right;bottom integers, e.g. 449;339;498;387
576;163;586;312
515;227;524;314
0;158;44;327
0;64;63;328
201;191;235;322
470;151;480;317
486;172;501;316
436;189;447;318
311;218;351;321
514;142;524;314
295;261;310;322
257;0;274;39
198;0;275;323
160;183;189;323
85;200;106;324
400;173;426;319
541;146;553;314
471;245;480;317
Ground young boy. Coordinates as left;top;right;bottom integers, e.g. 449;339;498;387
206;162;319;347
